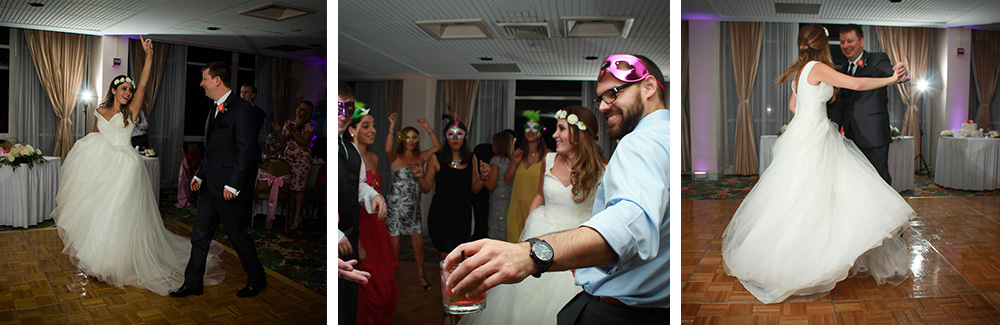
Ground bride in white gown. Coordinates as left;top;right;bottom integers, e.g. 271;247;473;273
460;106;605;325
51;36;224;296
722;24;915;304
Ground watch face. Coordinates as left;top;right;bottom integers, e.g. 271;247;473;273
533;242;553;261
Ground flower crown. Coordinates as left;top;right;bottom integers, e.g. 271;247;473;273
554;110;587;131
113;76;134;87
351;101;370;119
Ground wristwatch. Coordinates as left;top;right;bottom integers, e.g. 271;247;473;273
526;238;553;278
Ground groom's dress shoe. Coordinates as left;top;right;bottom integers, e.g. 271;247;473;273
236;283;267;297
169;285;203;297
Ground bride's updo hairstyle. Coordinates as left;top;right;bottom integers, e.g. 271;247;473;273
559;106;605;203
773;24;838;102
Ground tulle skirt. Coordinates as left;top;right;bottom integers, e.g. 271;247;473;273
51;132;224;295
721;116;915;304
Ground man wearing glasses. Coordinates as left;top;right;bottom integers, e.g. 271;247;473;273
443;54;669;324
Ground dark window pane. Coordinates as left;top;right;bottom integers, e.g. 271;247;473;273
236;69;255;93
0;27;8;45
0;69;7;133
185;64;214;136
515;80;581;97
187;46;231;65
238;53;255;69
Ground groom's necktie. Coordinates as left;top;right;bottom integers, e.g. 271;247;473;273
849;63;857;76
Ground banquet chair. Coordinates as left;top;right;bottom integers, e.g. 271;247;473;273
303;165;327;219
176;143;203;208
252;158;293;230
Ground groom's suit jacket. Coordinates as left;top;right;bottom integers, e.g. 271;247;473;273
195;93;260;202
826;51;893;149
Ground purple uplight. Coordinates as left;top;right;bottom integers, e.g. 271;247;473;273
303;57;327;66
682;12;722;21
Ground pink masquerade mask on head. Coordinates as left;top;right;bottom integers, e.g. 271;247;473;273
599;54;665;90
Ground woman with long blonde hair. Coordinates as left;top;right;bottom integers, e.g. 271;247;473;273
721;24;916;304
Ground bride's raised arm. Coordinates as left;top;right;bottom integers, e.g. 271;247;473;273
808;61;907;91
127;36;154;121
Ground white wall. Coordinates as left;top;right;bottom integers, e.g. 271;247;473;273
687;20;724;180
930;27;972;168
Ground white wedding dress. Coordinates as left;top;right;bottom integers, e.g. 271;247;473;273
721;61;916;304
460;152;597;325
51;112;224;296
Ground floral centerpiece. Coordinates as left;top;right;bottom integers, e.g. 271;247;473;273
0;144;46;171
141;148;157;157
940;130;954;137
889;125;902;142
989;130;1000;138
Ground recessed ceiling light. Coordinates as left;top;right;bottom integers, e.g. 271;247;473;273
28;2;44;7
207;27;220;31
480;57;493;61
584;56;599;60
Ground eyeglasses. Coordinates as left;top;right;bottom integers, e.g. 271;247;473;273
592;82;637;107
338;100;354;118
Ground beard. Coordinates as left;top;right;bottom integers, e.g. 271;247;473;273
607;102;643;141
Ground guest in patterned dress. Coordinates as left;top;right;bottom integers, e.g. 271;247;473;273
383;112;442;290
484;131;515;241
350;111;400;324
271;101;315;230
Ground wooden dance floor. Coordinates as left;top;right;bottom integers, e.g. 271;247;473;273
0;220;325;324
682;196;1000;323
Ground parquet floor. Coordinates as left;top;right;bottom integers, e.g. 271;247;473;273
0;220;326;324
682;196;1000;324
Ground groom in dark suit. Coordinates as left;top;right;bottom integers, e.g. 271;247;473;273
171;61;267;298
828;24;893;185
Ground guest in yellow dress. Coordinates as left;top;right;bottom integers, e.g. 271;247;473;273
504;110;548;242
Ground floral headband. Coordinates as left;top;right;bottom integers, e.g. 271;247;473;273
113;76;135;88
554;110;588;131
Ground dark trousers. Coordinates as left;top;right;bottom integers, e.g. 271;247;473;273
184;195;266;287
557;292;669;325
859;144;891;186
339;237;360;324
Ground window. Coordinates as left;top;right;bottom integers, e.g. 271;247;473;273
183;47;254;137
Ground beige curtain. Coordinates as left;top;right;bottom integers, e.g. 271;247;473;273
24;30;87;158
442;80;480;125
728;22;765;175
972;30;1000;131
682;21;691;172
387;80;403;119
876;26;931;160
274;58;293;123
130;38;168;115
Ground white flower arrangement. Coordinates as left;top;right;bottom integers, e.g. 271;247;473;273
889;125;902;142
554;110;587;131
0;143;45;171
989;130;1000;138
940;130;954;137
142;148;157;157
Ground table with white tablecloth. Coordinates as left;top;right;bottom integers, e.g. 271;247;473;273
0;156;61;228
141;156;160;199
759;135;915;192
934;137;1000;191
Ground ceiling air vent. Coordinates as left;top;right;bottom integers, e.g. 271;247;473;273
496;22;551;40
240;2;315;21
471;63;521;73
774;3;821;14
561;16;634;38
416;19;492;40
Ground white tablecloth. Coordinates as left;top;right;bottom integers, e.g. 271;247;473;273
934;137;1000;191
0;156;61;228
759;135;915;191
141;156;160;200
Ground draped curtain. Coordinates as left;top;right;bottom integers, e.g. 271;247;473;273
682;21;691;172
727;22;765;175
971;30;1000;131
129;38;168;116
875;26;931;160
12;29;57;154
255;56;276;126
442;80;480;126
148;45;187;185
468;80;509;148
23;30;87;158
274;58;293;123
354;81;390;193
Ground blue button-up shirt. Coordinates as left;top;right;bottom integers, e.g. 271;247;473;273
575;109;670;308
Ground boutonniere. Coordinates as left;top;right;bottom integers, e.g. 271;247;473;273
217;101;229;114
857;59;864;68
